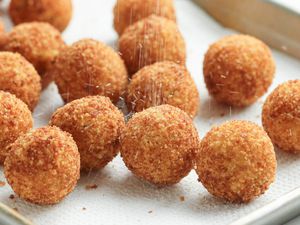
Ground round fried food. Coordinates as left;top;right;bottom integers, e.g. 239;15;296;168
9;0;72;32
120;105;200;186
113;0;176;35
1;22;65;88
51;39;128;103
126;61;199;117
4;126;80;205
119;15;186;75
0;91;33;163
262;80;300;153
203;35;275;106
195;120;276;203
50;96;125;170
0;52;41;110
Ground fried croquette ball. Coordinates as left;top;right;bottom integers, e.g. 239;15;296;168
0;52;41;110
9;0;72;32
119;15;186;75
195;120;276;203
203;35;275;107
113;0;176;36
120;105;200;186
262;80;300;153
50;96;125;170
4;126;80;205
126;61;199;117
51;39;128;103
0;91;33;163
1;22;65;87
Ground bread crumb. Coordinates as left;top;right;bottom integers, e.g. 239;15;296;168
9;194;15;200
180;196;185;202
85;184;98;190
0;181;5;187
82;207;86;211
148;210;153;214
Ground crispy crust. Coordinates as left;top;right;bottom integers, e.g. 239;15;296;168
4;126;80;205
2;22;65;88
0;52;41;110
9;0;72;32
126;61;199;118
50;39;128;103
120;105;200;186
113;0;176;35
50;96;125;170
195;120;276;203
203;35;275;106
262;80;300;153
118;15;186;75
0;91;33;163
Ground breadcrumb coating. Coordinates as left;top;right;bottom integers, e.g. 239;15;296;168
0;91;33;163
4;126;80;205
50;96;125;170
0;52;41;110
120;105;200;186
203;35;275;106
113;0;176;35
262;80;300;153
1;22;65;88
126;61;199;117
50;39;128;103
119;15;186;75
195;120;276;203
0;20;4;34
9;0;72;32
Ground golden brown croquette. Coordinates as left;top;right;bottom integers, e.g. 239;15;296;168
0;91;33;163
113;0;176;35
203;35;275;107
0;52;41;110
50;96;125;171
51;39;128;103
9;0;72;32
119;15;186;75
195;120;276;203
262;80;300;153
126;61;199;118
1;22;65;88
4;126;80;205
120;105;200;186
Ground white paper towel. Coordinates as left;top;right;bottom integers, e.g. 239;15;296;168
0;0;300;225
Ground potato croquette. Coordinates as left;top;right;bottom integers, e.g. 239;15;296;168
0;52;41;110
203;35;275;107
50;39;128;103
1;22;65;87
113;0;176;35
120;105;200;186
4;126;80;205
195;121;276;203
50;96;125;170
0;91;33;163
9;0;72;32
262;80;300;153
119;15;186;75
126;61;199;118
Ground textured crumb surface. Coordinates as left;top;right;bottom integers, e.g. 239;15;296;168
203;35;275;106
195;120;276;203
50;96;125;170
0;52;41;110
0;91;33;163
126;61;199;117
51;39;128;103
1;22;65;87
120;105;200;186
119;15;186;75
4;126;80;205
9;0;72;32
113;0;176;35
262;80;300;153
